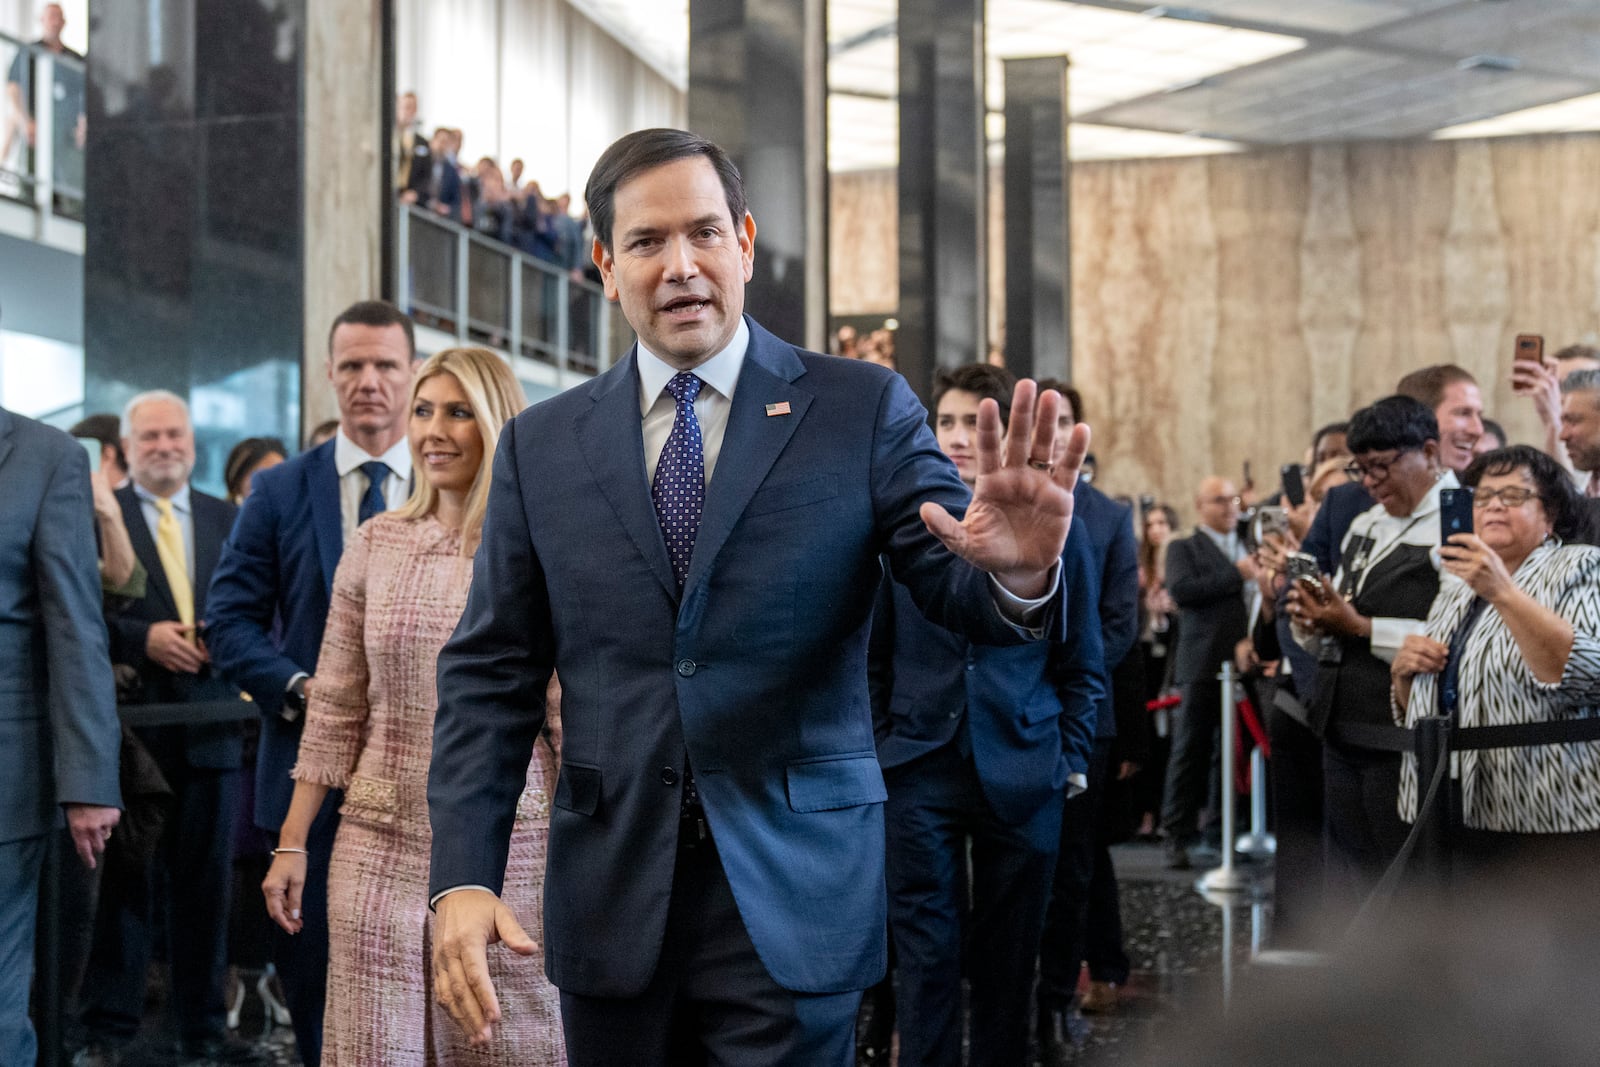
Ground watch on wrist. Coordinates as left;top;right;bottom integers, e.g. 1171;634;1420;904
283;676;309;718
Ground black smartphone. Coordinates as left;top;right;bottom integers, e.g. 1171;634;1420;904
1281;463;1306;508
1286;551;1325;601
1440;487;1474;543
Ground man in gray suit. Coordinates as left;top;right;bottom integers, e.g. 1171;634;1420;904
0;405;122;1065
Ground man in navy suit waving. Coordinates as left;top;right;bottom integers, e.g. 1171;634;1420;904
426;129;1092;1066
869;363;1105;1067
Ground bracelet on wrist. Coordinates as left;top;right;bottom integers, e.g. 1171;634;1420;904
271;847;309;857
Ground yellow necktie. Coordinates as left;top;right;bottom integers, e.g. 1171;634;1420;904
153;497;195;628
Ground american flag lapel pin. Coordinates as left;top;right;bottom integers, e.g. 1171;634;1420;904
765;401;792;417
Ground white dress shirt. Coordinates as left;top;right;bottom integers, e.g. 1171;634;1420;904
635;321;1055;622
334;430;414;545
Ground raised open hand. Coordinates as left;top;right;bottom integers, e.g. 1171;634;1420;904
920;381;1091;599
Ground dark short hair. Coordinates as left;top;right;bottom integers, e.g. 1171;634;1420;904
933;363;1017;425
328;300;416;359
1312;421;1349;455
69;413;127;472
1347;395;1439;455
224;437;288;501
1553;343;1600;366
584;129;747;253
1395;364;1477;412
1479;417;1507;449
1035;378;1084;424
1462;444;1593;544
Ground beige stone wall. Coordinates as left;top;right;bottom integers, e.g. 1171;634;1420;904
301;0;384;433
829;133;1600;515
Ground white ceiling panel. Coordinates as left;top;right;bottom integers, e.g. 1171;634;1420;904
815;0;1600;168
1373;0;1600;80
1435;90;1600;139
1089;45;1596;142
1138;0;1459;35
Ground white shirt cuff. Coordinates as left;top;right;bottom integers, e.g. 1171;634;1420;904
1369;617;1425;664
1066;773;1087;798
987;560;1062;635
429;884;497;910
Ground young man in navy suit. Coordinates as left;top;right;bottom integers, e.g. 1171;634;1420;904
1032;381;1141;1057
869;363;1105;1067
426;128;1094;1066
206;302;415;1066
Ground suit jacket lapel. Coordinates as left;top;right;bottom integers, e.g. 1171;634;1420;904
1194;527;1232;570
0;408;14;473
683;322;811;597
306;443;343;597
191;494;223;620
576;353;679;602
118;486;179;619
0;412;14;473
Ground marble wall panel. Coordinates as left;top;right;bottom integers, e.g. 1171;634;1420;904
303;0;383;431
829;132;1600;518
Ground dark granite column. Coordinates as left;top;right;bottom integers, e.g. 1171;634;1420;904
897;0;986;402
84;0;304;495
688;0;828;350
1002;56;1071;382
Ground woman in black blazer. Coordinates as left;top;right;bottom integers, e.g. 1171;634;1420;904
1289;396;1453;916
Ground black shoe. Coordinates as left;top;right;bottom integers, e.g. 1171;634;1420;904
178;1034;265;1066
1037;1006;1090;1066
1164;840;1192;870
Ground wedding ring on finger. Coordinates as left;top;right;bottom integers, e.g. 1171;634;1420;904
1027;459;1053;472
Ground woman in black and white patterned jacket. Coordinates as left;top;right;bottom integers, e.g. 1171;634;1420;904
1393;445;1600;875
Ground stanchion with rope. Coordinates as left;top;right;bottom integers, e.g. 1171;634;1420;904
1233;692;1276;861
1199;662;1251;895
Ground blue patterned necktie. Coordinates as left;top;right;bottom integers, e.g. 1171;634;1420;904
652;373;705;588
358;460;391;525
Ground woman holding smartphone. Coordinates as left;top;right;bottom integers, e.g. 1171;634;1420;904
1288;396;1454;917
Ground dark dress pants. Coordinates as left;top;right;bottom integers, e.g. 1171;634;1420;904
560;825;861;1067
82;762;240;1046
1266;699;1326;947
271;790;340;1066
1322;742;1407;922
1;835;46;1067
1038;740;1120;1008
1161;678;1223;844
885;742;1065;1067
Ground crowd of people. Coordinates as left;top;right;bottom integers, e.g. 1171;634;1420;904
1138;348;1600;950
394;91;591;282
9;124;1600;1067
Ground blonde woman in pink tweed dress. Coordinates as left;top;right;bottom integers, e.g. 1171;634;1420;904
262;348;564;1065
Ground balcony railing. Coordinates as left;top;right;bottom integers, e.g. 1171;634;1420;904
0;31;86;232
396;203;633;382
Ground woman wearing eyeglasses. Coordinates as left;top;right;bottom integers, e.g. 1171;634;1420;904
1287;396;1456;912
1392;445;1600;878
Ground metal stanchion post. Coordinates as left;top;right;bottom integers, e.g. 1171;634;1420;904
1236;746;1277;860
1201;662;1250;893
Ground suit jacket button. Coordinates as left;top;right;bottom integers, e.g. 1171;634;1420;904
676;659;697;677
661;767;678;786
